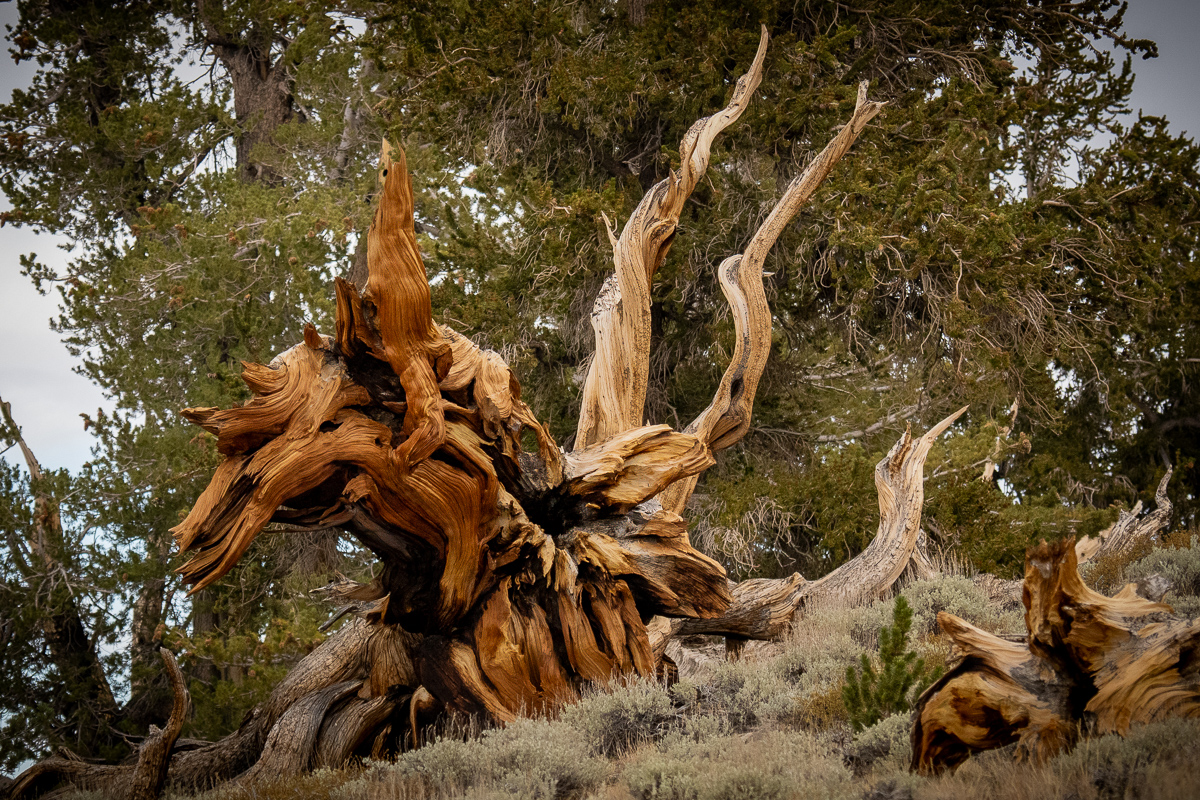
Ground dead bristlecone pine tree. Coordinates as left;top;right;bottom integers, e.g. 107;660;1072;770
8;27;941;798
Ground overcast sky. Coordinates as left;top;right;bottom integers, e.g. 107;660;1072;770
1;0;1198;474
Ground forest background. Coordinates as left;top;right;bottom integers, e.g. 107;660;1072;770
0;0;1198;778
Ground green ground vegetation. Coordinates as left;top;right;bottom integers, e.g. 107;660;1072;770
112;533;1200;800
0;0;1196;774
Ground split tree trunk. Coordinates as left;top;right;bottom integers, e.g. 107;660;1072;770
911;534;1200;775
8;27;892;797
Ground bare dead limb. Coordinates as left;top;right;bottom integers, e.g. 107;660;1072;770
658;82;886;514
127;650;190;800
667;407;967;645
573;26;770;451
1076;466;1173;564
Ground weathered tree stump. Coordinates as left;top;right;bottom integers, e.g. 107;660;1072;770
912;534;1200;775
8;28;892;797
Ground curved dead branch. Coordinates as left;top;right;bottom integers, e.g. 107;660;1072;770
127;650;190;800
1076;466;1173;565
658;81;885;514
670;407;967;643
573;26;769;451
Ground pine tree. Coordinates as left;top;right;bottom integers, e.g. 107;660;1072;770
843;595;942;731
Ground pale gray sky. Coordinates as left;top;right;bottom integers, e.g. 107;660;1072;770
0;0;1197;474
0;1;109;473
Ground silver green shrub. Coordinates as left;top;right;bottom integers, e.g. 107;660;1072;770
623;729;854;800
560;677;677;756
343;718;606;800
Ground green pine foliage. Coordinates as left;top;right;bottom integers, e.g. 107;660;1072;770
1;0;1196;770
842;596;942;732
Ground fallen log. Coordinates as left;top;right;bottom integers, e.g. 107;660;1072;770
911;535;1200;775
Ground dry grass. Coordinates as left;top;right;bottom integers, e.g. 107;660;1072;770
156;537;1200;800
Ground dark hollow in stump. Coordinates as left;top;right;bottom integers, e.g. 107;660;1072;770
7;28;889;798
911;535;1200;774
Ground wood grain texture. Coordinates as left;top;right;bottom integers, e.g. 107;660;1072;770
913;537;1200;775
573;26;769;451
659;81;885;515
671;407;967;644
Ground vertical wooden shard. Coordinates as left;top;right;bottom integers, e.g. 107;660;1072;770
573;26;770;451
658;81;886;515
127;649;191;800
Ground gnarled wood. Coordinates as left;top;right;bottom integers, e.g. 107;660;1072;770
1076;466;1173;565
156;127;735;786
671;407;968;645
676;574;807;640
910;613;1075;774
912;536;1200;775
573;26;769;451
11;31;885;797
658;81;885;515
803;407;968;606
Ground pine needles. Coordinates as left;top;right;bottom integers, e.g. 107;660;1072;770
842;596;943;732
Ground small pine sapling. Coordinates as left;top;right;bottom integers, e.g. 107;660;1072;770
842;596;943;731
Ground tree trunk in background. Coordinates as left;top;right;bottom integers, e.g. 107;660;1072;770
8;28;894;797
196;1;295;183
126;532;171;730
187;0;305;691
0;400;120;760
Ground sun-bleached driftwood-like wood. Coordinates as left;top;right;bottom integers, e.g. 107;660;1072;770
8;648;189;800
1075;466;1173;565
127;650;190;800
661;407;967;647
657;80;885;516
572;29;769;452
9;29;889;797
912;536;1200;775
